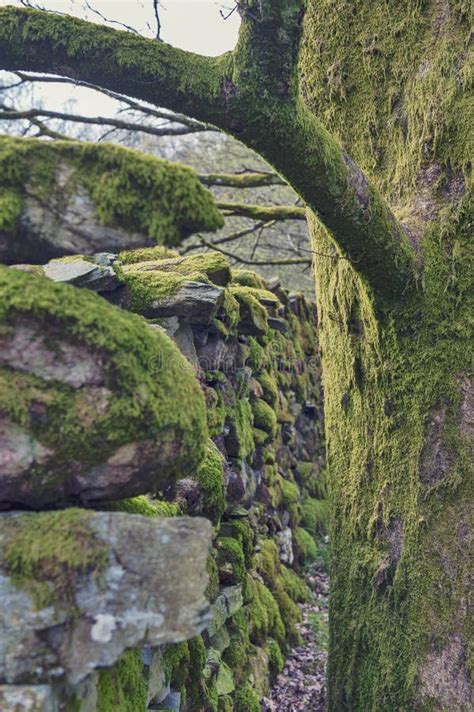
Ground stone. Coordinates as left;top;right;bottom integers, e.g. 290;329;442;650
153;690;181;711
0;512;212;685
141;282;224;323
143;648;169;706
0;685;57;712
268;317;288;333
216;662;235;696
277;527;295;565
42;259;121;293
0;267;207;508
223;586;244;617
209;625;231;653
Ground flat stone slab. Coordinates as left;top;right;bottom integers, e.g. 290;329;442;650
0;511;212;686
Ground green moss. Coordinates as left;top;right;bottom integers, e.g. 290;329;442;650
294;527;318;565
230;399;255;459
255;539;280;589
0;266;208;491
216;537;248;595
119;246;180;264
0;188;23;232
278;565;310;603
279;477;300;508
231;269;267;290
100;495;180;518
97;649;147;712
220;519;254;568
234;683;261;712
206;551;220;602
266;638;285;679
0;136;224;246
251;399;278;437
247;579;285;645
273;586;303;647
247;336;267;372
256;370;279;406
301;497;329;535
230;286;269;333
195;441;226;525
1;509;108;608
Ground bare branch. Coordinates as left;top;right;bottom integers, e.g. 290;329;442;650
194;237;312;266
0;105;205;137
11;71;216;132
153;0;162;40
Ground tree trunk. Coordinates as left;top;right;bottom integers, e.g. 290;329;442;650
0;1;471;709
301;2;472;709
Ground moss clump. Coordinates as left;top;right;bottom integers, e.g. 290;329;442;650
257;370;279;406
255;539;280;588
247;579;285;645
221;519;254;568
230;286;269;333
252;399;278;437
0;136;224;246
119;246;179;264
231;269;267;290
100;495;180;518
278;565;310;603
1;509;109;607
195;441;226;525
216;537;248;595
97;650;147;712
119;252;230;316
0;188;23;232
266;638;285;679
294;527;318;565
301;497;329;535
0;266;208;496
279;477;300;508
230;399;255;459
234;683;261;712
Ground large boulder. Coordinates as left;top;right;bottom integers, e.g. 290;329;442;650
0;510;212;685
0;266;208;508
0;137;224;264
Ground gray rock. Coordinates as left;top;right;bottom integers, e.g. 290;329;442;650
143;282;225;323
0;512;212;685
0;685;57;712
268;317;289;333
42;259;121;293
277;527;295;565
206;585;243;638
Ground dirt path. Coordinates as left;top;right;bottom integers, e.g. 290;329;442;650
262;563;329;711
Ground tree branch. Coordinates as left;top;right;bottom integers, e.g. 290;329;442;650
194;237;311;267
198;171;285;188
0;3;416;298
11;71;215;131
0;104;205;137
217;202;306;221
0;6;233;126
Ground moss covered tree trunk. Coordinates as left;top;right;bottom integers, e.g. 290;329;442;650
0;1;471;709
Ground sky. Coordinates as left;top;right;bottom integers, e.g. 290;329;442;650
0;1;241;113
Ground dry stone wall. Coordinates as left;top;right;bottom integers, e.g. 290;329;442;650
1;245;326;711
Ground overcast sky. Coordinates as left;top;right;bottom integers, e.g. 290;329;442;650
0;1;240;113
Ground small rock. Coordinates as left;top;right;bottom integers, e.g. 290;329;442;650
43;258;121;292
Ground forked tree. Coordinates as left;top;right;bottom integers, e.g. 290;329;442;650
0;2;471;709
